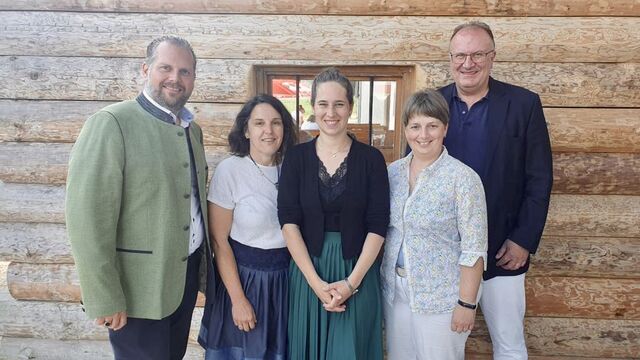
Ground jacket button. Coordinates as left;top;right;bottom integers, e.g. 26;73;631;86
181;256;188;261
177;132;184;136
183;225;189;231
183;194;190;199
183;162;189;168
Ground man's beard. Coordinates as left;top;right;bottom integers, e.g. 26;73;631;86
145;82;189;114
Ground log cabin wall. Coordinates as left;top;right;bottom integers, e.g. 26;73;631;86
1;1;639;358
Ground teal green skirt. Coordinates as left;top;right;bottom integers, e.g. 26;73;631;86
288;232;383;360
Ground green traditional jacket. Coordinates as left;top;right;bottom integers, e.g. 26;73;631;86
66;99;210;320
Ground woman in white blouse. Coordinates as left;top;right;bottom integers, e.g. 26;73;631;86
198;94;297;359
381;89;488;359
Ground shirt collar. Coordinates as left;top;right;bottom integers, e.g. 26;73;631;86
139;90;194;128
402;146;449;177
452;85;491;102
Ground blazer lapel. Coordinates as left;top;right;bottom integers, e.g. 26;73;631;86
483;78;509;179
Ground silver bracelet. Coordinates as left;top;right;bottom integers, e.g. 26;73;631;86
344;277;359;295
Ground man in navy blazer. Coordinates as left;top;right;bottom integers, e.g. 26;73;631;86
440;22;553;359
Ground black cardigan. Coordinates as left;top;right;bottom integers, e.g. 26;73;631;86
277;137;390;259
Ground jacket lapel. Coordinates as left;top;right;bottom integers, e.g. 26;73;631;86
483;78;509;179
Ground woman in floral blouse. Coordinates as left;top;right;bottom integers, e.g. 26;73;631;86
381;89;488;359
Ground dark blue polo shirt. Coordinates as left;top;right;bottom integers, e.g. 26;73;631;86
444;89;490;178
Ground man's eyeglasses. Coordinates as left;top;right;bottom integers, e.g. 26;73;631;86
449;50;495;64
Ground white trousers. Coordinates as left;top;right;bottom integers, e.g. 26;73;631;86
479;273;528;359
384;274;469;360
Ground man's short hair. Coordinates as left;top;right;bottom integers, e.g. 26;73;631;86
450;21;495;48
146;36;197;70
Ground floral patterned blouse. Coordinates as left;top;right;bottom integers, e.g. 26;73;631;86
381;147;488;314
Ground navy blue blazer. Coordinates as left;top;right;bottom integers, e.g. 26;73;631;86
441;78;553;279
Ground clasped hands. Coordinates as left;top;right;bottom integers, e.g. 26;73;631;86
311;278;356;312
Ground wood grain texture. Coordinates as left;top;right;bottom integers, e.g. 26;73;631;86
0;100;240;145
0;142;228;185
0;223;72;263
552;153;640;195
525;277;640;319
0;338;204;360
467;317;640;358
418;62;640;108
2;12;640;62
4;143;638;194
3;224;638;278
530;236;640;279
546;108;640;153
2;1;639;16
9;262;638;320
1;56;252;103
0;295;204;342
3;101;639;154
4;57;640;107
3;183;639;237
544;194;640;238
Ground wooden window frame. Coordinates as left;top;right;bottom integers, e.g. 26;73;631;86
254;65;415;161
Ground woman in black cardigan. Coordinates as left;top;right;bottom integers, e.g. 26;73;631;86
278;67;390;360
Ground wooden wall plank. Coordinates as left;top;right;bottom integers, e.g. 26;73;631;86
4;184;639;238
2;1;639;17
0;100;239;145
5;143;639;194
3;101;639;154
552;153;640;195
525;277;640;320
0;143;228;185
467;318;640;358
3;13;640;62
0;56;252;103
530;236;640;279
0;223;72;263
4;224;638;279
9;262;639;320
0;296;204;343
4;57;640;107
417;62;640;108
546;108;640;154
544;194;640;238
0;338;204;360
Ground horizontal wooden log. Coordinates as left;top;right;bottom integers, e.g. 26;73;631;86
3;262;190;307
530;236;640;279
0;296;204;342
2;0;640;16
546;108;640;153
0;142;228;185
5;142;638;195
2;13;640;62
467;317;640;358
4;184;639;238
3;101;639;153
525;277;640;319
0;100;239;145
417;62;640;108
1;56;252;103
552;153;640;195
4;223;638;279
9;262;639;320
543;194;640;238
0;223;72;263
0;338;204;360
4;56;640;107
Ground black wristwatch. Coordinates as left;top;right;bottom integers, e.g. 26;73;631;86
457;299;477;310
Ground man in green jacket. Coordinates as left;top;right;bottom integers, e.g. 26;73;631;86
66;36;212;359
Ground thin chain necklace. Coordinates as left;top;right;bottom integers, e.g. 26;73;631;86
249;154;280;190
318;139;351;158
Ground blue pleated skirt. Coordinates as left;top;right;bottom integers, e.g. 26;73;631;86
199;239;290;360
